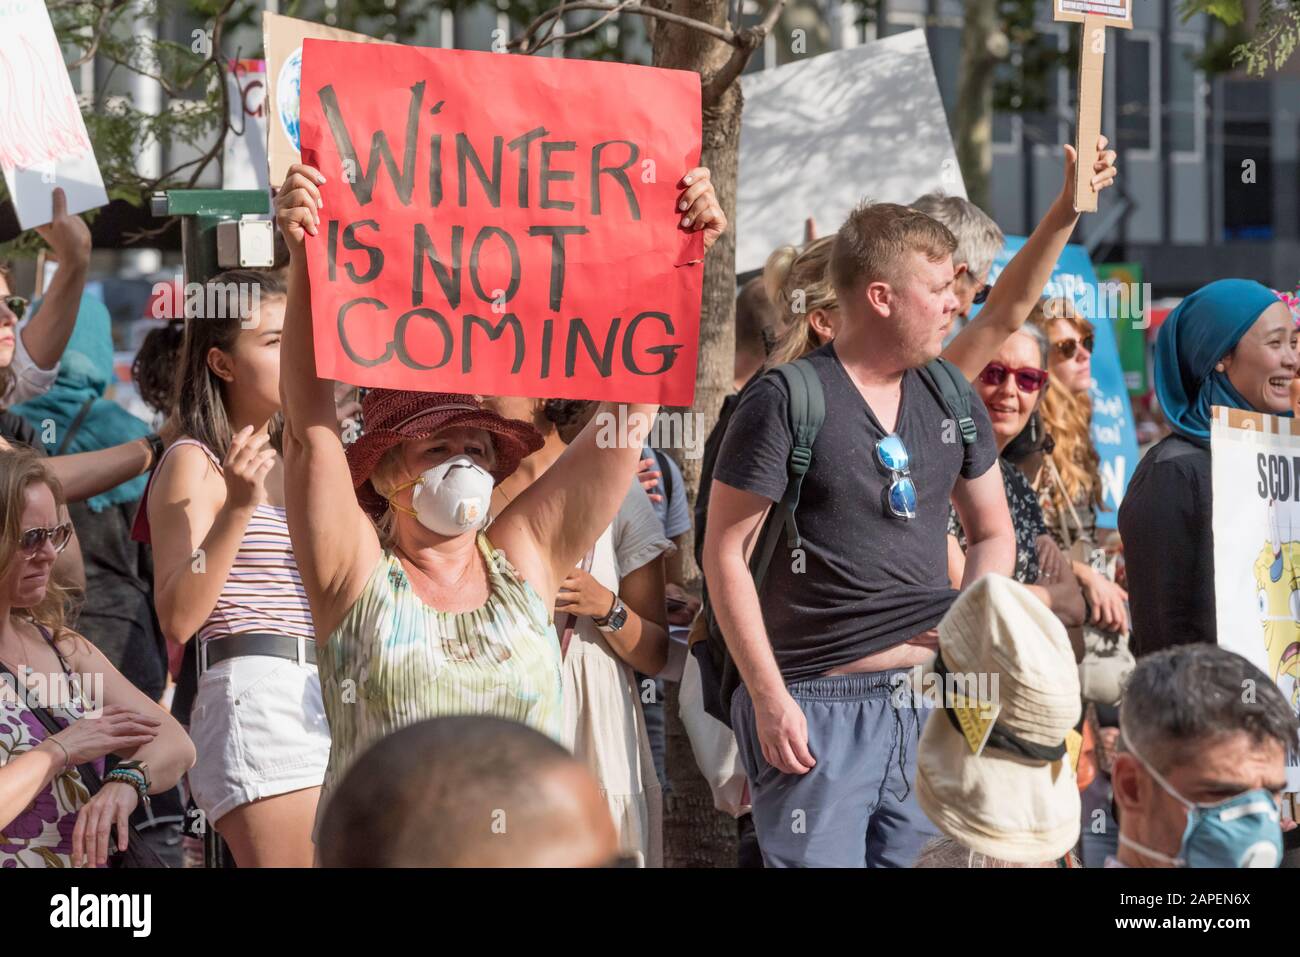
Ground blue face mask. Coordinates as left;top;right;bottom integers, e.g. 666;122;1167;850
1119;736;1283;868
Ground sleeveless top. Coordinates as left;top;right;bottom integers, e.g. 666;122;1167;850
0;627;105;868
316;534;562;818
153;439;314;643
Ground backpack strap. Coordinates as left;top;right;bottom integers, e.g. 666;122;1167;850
921;356;977;446
752;357;825;587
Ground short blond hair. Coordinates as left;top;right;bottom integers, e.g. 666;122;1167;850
830;202;957;299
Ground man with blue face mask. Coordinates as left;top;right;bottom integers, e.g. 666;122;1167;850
1110;645;1299;868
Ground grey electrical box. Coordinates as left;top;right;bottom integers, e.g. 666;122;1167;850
215;219;276;269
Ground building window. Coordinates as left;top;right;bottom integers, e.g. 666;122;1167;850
1023;29;1067;149
1116;33;1155;153
993;55;1018;147
1169;39;1202;155
1223;118;1273;240
929;26;962;119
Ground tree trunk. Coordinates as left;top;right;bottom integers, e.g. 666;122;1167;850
955;0;999;210
651;0;742;869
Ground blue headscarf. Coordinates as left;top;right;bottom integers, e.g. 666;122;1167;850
12;294;152;512
1154;279;1287;442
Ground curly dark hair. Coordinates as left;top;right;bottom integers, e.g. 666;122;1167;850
131;319;185;416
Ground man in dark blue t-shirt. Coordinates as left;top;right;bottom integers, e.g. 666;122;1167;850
703;202;1015;868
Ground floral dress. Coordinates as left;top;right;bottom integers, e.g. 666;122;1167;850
0;649;104;868
949;458;1049;584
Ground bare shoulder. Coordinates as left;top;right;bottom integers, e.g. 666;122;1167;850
150;439;224;508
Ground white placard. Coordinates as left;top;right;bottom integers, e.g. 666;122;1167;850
736;30;965;274
222;59;270;191
0;0;108;228
1211;407;1300;791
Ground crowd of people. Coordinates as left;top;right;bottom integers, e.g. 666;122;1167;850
0;135;1296;870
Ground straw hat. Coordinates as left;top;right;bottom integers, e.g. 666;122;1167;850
916;575;1082;863
346;390;543;518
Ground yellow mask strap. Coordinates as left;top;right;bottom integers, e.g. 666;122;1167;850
386;475;422;518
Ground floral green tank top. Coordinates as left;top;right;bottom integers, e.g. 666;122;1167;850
317;533;563;818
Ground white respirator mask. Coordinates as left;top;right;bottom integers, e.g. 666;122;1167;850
387;455;495;537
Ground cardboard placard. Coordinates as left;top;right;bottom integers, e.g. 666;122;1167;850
1055;1;1130;213
262;12;382;188
0;0;108;228
1053;0;1133;29
298;39;704;404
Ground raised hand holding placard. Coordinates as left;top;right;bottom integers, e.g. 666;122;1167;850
1054;0;1132;212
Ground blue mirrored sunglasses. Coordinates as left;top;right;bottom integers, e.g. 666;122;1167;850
875;434;916;520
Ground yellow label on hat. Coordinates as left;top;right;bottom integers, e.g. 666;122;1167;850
950;693;1000;756
1065;729;1083;772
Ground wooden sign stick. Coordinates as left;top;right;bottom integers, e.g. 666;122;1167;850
1074;14;1106;213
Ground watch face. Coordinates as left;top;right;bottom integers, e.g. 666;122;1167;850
605;602;628;630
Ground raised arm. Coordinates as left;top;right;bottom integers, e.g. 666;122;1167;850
44;438;154;504
498;402;656;604
274;165;381;636
19;189;91;375
942;136;1118;381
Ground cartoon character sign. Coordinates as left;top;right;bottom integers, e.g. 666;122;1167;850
1253;499;1300;712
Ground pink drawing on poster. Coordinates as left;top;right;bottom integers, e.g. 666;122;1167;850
0;33;92;171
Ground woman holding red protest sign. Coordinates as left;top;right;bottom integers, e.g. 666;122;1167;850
273;161;723;846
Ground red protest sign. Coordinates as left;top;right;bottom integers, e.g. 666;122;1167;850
298;39;704;404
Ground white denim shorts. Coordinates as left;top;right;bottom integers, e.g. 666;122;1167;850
188;651;332;824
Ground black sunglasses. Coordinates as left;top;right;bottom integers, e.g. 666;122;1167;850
4;296;28;321
20;523;73;555
972;283;992;306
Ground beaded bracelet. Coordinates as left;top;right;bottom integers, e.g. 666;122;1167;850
104;767;149;806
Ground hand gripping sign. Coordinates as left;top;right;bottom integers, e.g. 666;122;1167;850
298;39;705;404
1053;0;1132;212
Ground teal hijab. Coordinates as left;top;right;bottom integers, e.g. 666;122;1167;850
13;295;151;512
1154;279;1288;442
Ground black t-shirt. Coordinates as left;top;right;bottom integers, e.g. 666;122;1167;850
713;342;998;681
1118;432;1214;656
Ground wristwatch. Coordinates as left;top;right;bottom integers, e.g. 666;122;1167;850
594;594;629;634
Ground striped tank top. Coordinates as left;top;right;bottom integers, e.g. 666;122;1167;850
316;533;562;815
155;439;314;643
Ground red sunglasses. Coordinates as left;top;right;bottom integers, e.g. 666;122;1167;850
979;362;1049;393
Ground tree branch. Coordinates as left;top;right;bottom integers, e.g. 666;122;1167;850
510;2;740;53
531;0;639;52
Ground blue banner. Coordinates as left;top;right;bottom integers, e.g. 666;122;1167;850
980;238;1139;529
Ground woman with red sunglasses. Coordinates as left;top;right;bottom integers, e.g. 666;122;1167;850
948;325;1086;636
1012;300;1130;639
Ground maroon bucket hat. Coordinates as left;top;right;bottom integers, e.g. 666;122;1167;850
346;389;544;518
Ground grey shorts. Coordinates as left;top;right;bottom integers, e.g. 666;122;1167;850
731;670;939;868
